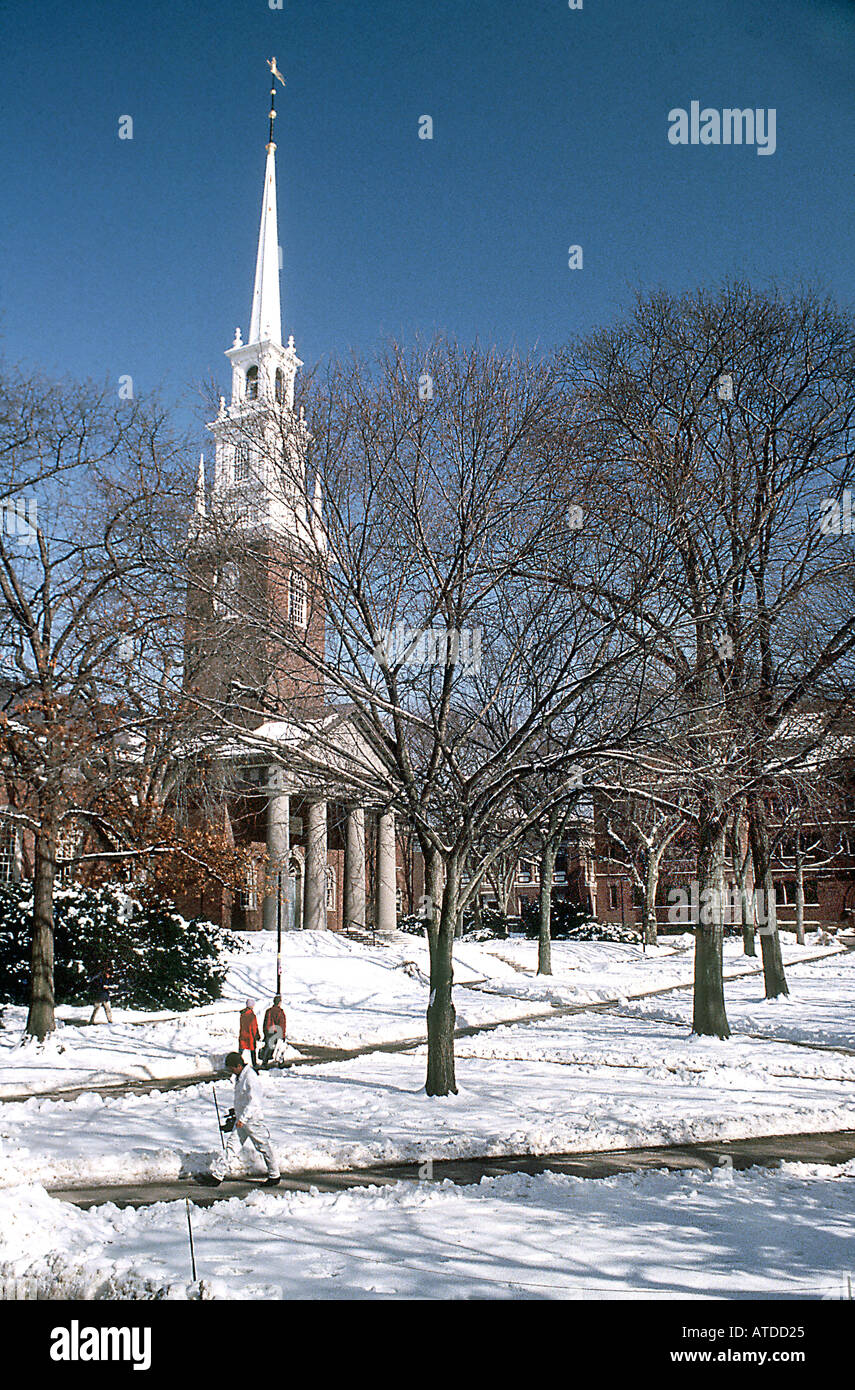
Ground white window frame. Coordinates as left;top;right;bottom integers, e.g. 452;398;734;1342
775;878;819;907
56;820;82;882
214;561;240;618
325;865;336;911
289;569;308;628
244;863;259;912
234;443;250;483
0;824;19;883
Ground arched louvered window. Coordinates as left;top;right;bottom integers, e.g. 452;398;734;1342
214;562;240;618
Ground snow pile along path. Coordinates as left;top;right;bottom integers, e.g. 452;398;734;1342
2;1161;855;1300
618;952;855;1052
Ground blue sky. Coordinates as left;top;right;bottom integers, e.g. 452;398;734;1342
1;0;854;441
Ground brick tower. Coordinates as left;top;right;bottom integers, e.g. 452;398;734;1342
186;92;326;726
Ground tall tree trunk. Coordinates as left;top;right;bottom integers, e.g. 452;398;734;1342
692;804;731;1038
426;857;458;1096
794;833;805;945
748;797;789;999
498;875;511;938
730;812;756;957
642;847;662;947
26;809;57;1040
740;880;757;958
471;894;482;936
537;838;555;975
424;848;443;951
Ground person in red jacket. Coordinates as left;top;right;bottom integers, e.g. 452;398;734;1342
261;994;287;1069
238;999;260;1072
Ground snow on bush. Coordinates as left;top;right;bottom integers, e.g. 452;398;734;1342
556;920;646;944
0;881;243;1010
397;913;429;937
400;904;519;940
519;897;639;941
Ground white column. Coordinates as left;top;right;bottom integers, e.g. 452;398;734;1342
304;797;328;932
263;767;290;933
376;810;397;934
344;806;366;932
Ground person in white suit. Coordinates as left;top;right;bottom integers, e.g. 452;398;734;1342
211;1052;280;1185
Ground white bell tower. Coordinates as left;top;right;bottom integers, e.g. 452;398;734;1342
201;71;323;553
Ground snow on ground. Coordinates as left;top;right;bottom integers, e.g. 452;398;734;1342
2;1160;854;1300
472;932;840;1004
0;1013;253;1101
1;931;853;1193
620;951;855;1052
3;1003;855;1190
0;931;550;1100
0;928;842;1100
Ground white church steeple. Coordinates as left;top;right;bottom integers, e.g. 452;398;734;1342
194;454;207;517
221;97;301;416
248;142;282;348
204;62;314;544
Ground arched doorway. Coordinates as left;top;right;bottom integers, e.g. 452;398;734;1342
289;848;304;931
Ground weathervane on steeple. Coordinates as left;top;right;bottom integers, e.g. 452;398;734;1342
266;57;286;147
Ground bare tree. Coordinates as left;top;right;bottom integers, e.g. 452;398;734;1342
602;790;686;946
760;769;852;945
531;796;584;974
564;283;855;1034
729;798;757;956
205;338;665;1095
0;368;238;1038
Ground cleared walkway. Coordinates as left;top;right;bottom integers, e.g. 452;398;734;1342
50;1126;855;1211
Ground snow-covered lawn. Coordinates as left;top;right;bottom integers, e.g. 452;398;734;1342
1;932;853;1193
0;931;551;1099
473;932;840;1005
0;929;842;1100
4;1004;855;1190
621;953;855;1052
2;1161;853;1300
